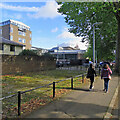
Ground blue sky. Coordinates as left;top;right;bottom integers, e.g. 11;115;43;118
0;1;88;50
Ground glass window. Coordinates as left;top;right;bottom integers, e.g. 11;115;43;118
23;32;26;36
10;35;13;41
30;33;32;38
10;27;13;33
18;24;20;27
18;31;22;35
23;39;26;43
19;38;22;43
0;44;4;50
10;45;15;51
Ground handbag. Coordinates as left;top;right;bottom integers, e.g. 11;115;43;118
86;74;90;78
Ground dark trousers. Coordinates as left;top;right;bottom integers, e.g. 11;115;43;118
104;78;109;91
90;76;94;89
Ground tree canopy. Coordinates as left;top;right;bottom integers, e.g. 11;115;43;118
57;1;120;73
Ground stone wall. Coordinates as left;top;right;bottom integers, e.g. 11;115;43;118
2;55;56;75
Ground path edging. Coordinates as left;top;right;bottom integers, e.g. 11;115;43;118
103;82;119;120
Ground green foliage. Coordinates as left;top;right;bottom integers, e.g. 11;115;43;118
84;45;93;60
57;2;120;62
19;49;38;56
41;53;55;60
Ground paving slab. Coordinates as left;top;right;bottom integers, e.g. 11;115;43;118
25;76;119;119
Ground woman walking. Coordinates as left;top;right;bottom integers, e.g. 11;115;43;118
87;64;97;91
101;64;112;93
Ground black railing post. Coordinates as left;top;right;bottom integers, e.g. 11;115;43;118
53;82;55;98
71;77;73;89
82;74;84;83
18;91;21;116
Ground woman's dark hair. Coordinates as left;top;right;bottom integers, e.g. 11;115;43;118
90;63;93;68
103;64;109;69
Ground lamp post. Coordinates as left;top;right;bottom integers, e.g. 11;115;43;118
93;22;102;67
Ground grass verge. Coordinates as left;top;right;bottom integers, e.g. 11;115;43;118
2;69;88;118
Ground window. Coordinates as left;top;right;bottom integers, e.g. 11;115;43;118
10;27;13;33
19;38;22;43
23;39;26;43
0;44;4;50
18;31;22;35
10;45;15;52
18;31;26;36
18;31;21;35
10;35;13;41
23;32;26;36
30;33;32;38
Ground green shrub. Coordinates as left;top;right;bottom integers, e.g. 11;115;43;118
41;53;55;60
19;49;38;56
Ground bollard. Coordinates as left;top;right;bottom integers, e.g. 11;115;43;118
53;82;55;98
82;74;84;83
71;77;73;89
18;91;21;116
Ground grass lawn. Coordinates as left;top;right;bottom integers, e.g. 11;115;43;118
2;69;87;118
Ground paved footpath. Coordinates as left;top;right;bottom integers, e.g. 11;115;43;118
25;75;119;119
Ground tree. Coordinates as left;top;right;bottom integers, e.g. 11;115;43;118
57;1;120;74
19;49;38;56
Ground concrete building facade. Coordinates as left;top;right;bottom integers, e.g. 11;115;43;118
0;20;32;49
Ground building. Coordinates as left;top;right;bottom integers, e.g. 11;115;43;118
31;46;48;56
0;37;24;55
49;46;86;64
0;19;32;49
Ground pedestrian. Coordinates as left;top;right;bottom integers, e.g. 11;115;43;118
101;63;112;93
87;63;97;91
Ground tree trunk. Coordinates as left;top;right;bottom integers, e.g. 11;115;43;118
115;19;120;75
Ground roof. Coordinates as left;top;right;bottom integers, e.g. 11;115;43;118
62;46;76;50
50;50;86;54
50;46;80;51
10;19;30;29
0;37;24;46
51;47;63;51
31;46;48;50
0;19;30;29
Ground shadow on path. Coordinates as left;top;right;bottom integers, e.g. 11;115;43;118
55;87;104;93
25;98;118;119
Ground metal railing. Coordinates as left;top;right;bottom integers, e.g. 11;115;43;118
1;72;87;117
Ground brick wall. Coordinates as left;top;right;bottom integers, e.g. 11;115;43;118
2;55;56;75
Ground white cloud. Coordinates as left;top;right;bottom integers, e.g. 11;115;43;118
3;12;23;20
27;1;61;19
0;3;40;12
57;27;79;39
0;1;61;19
51;27;58;32
14;14;23;19
57;27;88;50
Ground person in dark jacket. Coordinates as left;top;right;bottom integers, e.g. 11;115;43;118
87;64;97;91
101;63;112;93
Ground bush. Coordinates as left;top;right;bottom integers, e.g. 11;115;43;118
41;53;55;60
19;49;38;56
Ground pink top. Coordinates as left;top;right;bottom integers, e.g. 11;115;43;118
101;67;112;79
